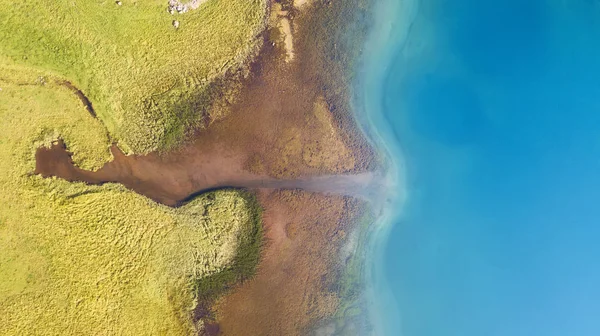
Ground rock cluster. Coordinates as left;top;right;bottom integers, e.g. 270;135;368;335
167;0;206;14
167;0;188;14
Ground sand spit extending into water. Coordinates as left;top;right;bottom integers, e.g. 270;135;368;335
36;1;376;207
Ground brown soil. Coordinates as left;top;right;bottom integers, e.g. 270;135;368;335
35;138;264;207
214;190;364;335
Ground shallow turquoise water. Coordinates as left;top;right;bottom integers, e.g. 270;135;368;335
362;0;600;335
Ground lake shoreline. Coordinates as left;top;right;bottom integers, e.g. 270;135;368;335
353;0;421;334
28;0;392;333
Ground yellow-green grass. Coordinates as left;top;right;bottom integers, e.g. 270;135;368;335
0;0;266;153
0;72;262;334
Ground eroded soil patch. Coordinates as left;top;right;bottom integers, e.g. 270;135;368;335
213;190;366;335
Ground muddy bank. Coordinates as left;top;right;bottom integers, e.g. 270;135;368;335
34;1;378;334
214;190;367;335
37;138;385;202
36;12;375;207
57;81;97;118
35;135;381;206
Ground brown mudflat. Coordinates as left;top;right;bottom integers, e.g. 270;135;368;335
35;138;267;207
214;190;365;335
35;1;376;335
35;25;374;207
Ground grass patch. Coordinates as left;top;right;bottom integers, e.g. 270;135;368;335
0;46;262;336
193;192;263;302
0;0;266;153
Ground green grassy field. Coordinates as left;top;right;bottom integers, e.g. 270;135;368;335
0;0;266;153
0;1;266;334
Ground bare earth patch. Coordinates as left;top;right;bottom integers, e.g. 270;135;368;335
214;190;364;335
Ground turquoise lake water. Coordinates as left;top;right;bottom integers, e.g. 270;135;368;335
361;0;600;335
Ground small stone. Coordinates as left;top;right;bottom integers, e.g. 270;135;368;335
116;1;122;5
172;20;180;29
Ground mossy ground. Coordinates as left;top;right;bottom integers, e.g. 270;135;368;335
0;1;266;334
0;0;266;153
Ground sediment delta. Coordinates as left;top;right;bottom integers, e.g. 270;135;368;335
1;0;377;334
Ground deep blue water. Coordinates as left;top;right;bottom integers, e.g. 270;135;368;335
368;0;600;335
